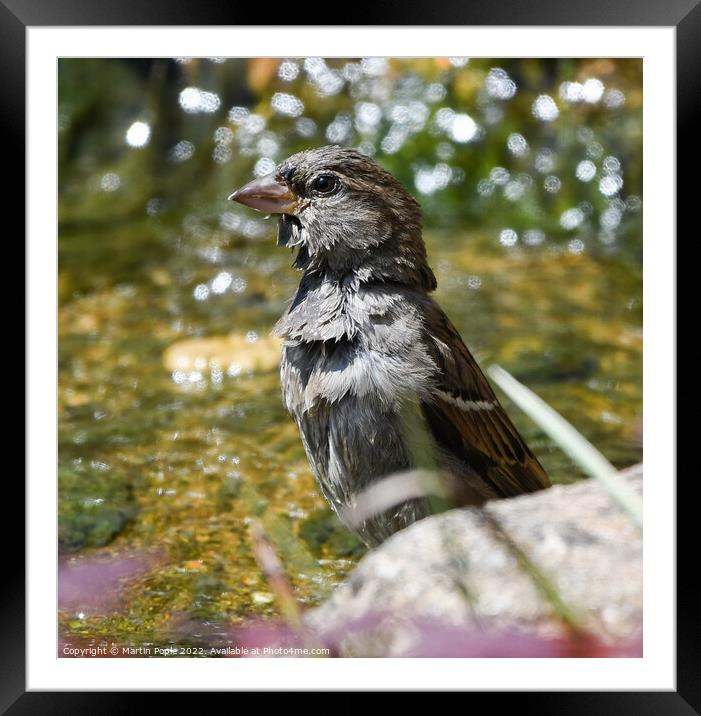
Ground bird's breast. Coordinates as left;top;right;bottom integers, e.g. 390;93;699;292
280;333;436;419
278;282;439;420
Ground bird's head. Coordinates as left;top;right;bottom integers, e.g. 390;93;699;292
229;145;436;291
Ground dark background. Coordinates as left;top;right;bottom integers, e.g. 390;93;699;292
3;0;693;708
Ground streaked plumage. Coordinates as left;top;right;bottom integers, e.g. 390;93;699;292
230;145;550;545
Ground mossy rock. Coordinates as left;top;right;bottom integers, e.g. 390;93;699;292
58;463;136;551
299;510;366;559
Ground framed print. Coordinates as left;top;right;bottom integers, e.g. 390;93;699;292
9;0;692;707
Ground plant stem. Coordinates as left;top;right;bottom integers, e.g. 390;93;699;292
487;364;642;529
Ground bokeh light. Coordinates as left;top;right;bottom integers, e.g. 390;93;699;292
125;121;151;148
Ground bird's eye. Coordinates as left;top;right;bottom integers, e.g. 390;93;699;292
310;175;339;195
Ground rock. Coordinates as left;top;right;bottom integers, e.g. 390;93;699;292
307;465;642;656
163;332;281;375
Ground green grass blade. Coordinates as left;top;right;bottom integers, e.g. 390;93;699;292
487;364;642;529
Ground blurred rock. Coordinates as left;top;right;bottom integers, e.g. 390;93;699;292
307;465;642;656
163;332;281;375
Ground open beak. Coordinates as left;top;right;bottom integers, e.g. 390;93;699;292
228;175;297;214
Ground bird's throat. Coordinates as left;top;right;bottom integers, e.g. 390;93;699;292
277;214;302;248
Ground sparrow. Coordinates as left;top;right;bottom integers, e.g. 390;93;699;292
229;145;550;546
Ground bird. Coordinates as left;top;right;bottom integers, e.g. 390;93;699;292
229;145;550;546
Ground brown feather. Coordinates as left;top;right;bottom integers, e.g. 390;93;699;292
420;299;550;498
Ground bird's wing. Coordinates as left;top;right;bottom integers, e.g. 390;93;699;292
420;300;550;498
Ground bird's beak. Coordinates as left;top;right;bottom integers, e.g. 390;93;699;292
228;175;297;214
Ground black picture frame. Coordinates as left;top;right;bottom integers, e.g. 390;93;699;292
8;0;691;709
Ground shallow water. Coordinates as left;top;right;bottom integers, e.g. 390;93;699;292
58;216;642;651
